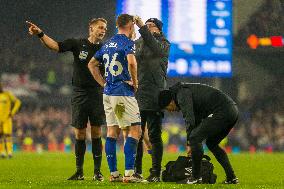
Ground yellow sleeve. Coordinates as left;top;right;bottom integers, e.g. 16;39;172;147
8;92;21;116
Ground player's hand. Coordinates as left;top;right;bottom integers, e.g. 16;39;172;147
26;21;43;35
125;80;138;92
134;15;144;28
133;84;138;92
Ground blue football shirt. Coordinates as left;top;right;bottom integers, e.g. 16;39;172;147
95;34;135;96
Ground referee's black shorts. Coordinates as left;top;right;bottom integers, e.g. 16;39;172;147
71;87;105;129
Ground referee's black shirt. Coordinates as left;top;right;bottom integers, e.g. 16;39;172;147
58;38;102;88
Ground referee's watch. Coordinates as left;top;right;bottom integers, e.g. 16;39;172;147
37;31;44;38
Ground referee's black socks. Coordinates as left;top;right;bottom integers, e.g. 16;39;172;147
75;139;86;173
92;137;102;173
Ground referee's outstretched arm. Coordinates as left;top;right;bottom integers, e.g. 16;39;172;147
26;21;59;52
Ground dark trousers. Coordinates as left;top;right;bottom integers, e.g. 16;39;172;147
188;104;238;180
135;110;163;176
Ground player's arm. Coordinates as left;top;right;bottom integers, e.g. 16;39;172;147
127;54;138;91
8;92;21;117
26;21;59;52
88;57;106;87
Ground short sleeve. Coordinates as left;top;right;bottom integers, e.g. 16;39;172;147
58;38;77;53
124;41;135;55
94;48;103;62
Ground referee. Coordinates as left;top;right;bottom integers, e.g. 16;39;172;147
26;18;107;181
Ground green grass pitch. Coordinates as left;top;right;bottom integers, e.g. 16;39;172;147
0;152;283;188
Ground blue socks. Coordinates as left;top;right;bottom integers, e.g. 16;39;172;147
106;136;138;174
105;137;117;173
124;137;138;170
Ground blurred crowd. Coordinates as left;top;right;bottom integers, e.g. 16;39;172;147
3;0;284;153
229;103;284;152
11;102;284;153
13;107;73;152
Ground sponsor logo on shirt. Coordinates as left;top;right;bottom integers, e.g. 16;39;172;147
108;42;117;48
79;51;88;60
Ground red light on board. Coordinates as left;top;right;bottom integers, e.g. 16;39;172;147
247;35;283;49
271;36;283;47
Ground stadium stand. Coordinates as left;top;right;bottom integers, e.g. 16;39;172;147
1;0;283;153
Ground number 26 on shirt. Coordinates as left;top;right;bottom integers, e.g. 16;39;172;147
103;53;123;77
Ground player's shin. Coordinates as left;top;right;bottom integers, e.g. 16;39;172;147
124;136;138;176
0;134;6;157
105;137;118;175
5;135;13;156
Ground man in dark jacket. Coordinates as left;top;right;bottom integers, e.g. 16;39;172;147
133;16;170;182
159;82;239;184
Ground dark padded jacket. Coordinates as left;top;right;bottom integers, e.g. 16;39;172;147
135;25;170;111
170;82;236;134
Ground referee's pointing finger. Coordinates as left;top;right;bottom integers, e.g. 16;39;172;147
26;21;35;27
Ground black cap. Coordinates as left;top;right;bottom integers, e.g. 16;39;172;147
145;18;163;31
158;89;173;109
